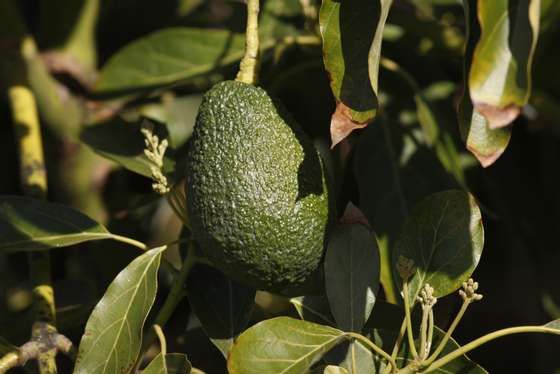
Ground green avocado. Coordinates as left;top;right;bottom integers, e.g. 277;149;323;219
185;80;333;294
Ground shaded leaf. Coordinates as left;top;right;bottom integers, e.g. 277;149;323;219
325;224;380;332
74;246;165;374
142;353;192;374
467;0;540;129
0;336;16;355
320;0;392;144
290;295;336;326
392;190;484;304
187;264;255;358
0;196;111;253
95;28;246;95
324;340;375;374
80;119;175;178
353;118;458;302
227;317;345;374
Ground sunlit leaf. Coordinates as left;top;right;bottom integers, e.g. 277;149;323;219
392;190;484;304
325;224;380;332
74;246;165;374
187;264;255;358
0;196;112;253
227;317;345;374
324;365;349;374
95;28;246;95
467;0;540;129
142;353;191;374
319;0;392;145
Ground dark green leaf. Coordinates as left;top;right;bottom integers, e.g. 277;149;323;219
142;353;192;374
324;224;380;332
353;118;458;302
0;335;16;355
227;317;345;374
74;246;165;374
459;0;512;167
80;119;174;178
290;295;336;326
467;0;540;129
187;264;255;358
319;0;392;123
0;196;111;253
392;190;484;304
95;28;246;95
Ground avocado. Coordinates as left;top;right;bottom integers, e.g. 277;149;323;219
186;80;333;294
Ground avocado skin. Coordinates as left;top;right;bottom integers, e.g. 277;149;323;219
186;80;333;293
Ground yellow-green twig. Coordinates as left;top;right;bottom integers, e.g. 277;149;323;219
236;0;260;84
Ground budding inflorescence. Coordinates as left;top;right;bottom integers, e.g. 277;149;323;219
141;122;170;195
459;278;483;302
417;283;438;309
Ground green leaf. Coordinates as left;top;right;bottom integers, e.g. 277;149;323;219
459;0;512;167
0;196;111;253
80;119;175;178
74;246;165;374
545;319;560;330
142;353;192;374
324;224;380;332
467;0;541;129
95;28;246;96
187;264;255;358
290;295;336;326
324;340;375;374
319;0;392;123
392;190;484;304
324;365;350;374
227;317;346;374
353;118;458;302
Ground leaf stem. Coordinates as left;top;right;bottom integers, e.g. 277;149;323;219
0;352;19;374
419;306;429;358
403;281;419;359
422;326;560;373
381;318;407;374
236;0;260;84
346;333;397;374
424;299;470;365
426;309;434;355
110;234;149;251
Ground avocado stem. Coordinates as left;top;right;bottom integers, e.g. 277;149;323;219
236;0;260;85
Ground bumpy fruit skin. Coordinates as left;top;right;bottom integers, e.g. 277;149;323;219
186;80;333;293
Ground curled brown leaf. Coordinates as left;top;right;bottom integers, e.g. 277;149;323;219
330;102;368;148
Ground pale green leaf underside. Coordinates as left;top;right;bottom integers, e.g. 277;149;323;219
74;246;165;374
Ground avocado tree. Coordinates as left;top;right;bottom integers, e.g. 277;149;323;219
1;0;560;373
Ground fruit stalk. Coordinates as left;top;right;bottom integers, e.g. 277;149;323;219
236;0;260;85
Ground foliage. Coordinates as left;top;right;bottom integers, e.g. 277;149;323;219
1;0;560;373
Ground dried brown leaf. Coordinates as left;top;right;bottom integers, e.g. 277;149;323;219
330;102;368;148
